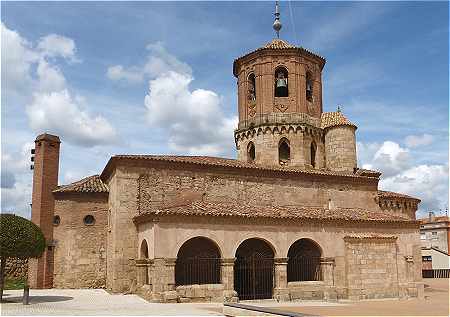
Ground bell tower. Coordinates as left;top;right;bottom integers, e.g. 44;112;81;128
234;2;327;169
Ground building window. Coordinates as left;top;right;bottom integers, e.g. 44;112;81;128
279;138;290;165
310;141;317;168
247;142;255;162
422;256;432;262
420;233;426;240
306;72;313;102
274;66;288;97
431;231;438;239
53;215;61;226
83;215;95;226
248;73;256;102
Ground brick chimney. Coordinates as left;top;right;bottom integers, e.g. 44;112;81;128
28;133;60;289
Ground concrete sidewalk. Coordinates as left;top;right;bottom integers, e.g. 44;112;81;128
1;289;223;316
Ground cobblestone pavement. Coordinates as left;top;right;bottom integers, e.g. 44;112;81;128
1;289;223;316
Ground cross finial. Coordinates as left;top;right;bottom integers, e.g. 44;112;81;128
273;1;282;38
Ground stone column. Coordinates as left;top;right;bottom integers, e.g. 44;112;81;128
135;259;148;286
274;258;290;301
320;257;337;301
221;258;238;302
165;258;177;291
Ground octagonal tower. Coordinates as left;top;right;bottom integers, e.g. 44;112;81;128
234;38;327;169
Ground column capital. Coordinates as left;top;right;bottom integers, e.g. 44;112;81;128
274;257;288;265
221;258;236;265
320;257;335;265
165;258;177;266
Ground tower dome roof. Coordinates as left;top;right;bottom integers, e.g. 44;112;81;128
321;111;357;130
233;38;326;76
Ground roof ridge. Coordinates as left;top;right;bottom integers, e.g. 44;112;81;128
54;174;108;194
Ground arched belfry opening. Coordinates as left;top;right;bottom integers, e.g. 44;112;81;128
247;142;256;162
310;141;317;168
175;237;221;286
287;239;322;282
279;138;290;165
274;66;288;97
248;73;256;102
234;238;275;300
306;72;313;102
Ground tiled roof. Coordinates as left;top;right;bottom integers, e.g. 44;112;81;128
378;190;420;202
233;39;326;75
419;216;449;224
263;39;296;49
101;155;380;180
53;175;108;194
321;111;357;129
134;201;416;224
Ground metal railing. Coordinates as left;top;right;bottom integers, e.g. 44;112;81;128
288;256;322;282
175;257;221;286
422;269;450;278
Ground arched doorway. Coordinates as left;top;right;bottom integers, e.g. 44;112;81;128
175;237;221;286
234;238;274;300
287;239;322;282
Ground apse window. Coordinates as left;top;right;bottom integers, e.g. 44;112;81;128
279;138;290;165
274;67;288;97
306;72;313;102
53;215;61;226
247;142;256;162
83;215;95;226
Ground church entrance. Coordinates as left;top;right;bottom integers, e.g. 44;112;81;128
234;238;274;300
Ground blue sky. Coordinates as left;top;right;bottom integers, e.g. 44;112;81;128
1;1;449;218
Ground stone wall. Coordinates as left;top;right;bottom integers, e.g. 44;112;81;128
135;164;379;215
344;237;399;300
4;258;28;280
53;192;108;288
236;125;325;169
324;125;357;172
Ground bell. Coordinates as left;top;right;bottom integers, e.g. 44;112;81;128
276;78;287;88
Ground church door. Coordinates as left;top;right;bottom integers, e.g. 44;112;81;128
234;238;274;300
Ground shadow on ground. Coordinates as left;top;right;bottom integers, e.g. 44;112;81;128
2;295;74;303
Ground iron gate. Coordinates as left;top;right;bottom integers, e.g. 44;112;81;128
287;256;322;282
234;253;274;300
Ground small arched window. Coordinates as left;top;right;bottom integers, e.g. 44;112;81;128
140;240;149;259
310;141;317;168
274;67;288;97
306;72;313;102
279;138;290;165
247;142;255;162
248;73;256;102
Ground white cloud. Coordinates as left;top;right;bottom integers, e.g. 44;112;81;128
106;65;143;83
1;23;117;148
380;165;449;214
360;141;411;178
27;90;116;147
109;42;236;156
357;140;448;213
37;34;79;62
404;134;433;148
1;22;39;93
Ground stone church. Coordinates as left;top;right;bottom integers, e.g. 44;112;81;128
28;8;423;303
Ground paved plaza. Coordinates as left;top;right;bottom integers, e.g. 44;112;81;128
1;279;448;316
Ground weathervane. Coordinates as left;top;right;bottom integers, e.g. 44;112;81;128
273;1;282;38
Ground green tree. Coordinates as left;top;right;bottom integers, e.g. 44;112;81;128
0;214;46;302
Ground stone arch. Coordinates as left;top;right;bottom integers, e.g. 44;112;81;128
234;238;275;300
175;236;221;286
279;137;291;165
287;238;322;282
247;72;256;102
